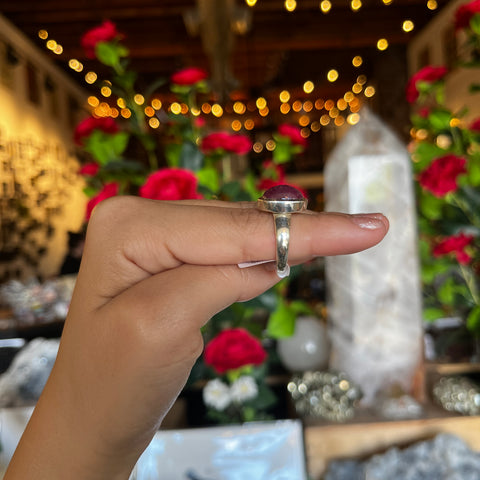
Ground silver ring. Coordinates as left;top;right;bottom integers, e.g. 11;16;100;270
257;185;308;278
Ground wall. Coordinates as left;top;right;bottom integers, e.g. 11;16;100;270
0;14;87;282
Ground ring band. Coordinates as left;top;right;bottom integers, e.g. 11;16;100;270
257;185;308;278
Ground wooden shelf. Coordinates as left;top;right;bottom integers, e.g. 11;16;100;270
425;361;480;376
304;409;480;479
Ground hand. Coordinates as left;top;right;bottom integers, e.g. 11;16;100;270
5;197;388;480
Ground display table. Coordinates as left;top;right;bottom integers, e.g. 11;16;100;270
304;410;480;479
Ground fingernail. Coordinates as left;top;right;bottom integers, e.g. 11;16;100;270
351;213;387;230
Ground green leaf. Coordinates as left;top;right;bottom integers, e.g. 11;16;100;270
164;143;181;167
466;305;480;332
419;192;444;220
289;300;314;316
438;277;456;305
245;384;277;410
179;141;204;171
272;141;293;164
83;130;128;165
95;41;124;67
196;166;220;193
412;142;444;172
428;110;451;131
266;300;296;338
470;13;480;35
423;307;445;322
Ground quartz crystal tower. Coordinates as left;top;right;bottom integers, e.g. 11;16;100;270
324;110;423;406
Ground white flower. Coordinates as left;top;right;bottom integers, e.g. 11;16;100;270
230;376;258;403
203;379;231;411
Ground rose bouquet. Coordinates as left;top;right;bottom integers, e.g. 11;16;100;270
408;3;480;353
201;328;277;424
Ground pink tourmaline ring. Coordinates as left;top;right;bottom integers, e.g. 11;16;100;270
257;184;308;278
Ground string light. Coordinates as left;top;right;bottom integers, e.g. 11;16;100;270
352;56;363;67
351;0;362;11
284;0;297;12
303;81;314;93
212;103;223;117
377;38;389;50
38;30;48;40
364;86;376;97
280;103;291;114
134;94;145;105
234;101;246;114
279;90;291;103
151;98;162;110
170;102;181;114
85;72;97;84
117;98;126;108
402;20;414;32
245;0;257;5
253;142;263;153
427;0;437;10
327;69;339;82
149;118;160;129
256;97;267;109
320;0;332;13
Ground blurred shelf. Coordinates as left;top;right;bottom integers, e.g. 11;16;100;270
304;407;480;479
425;361;480;376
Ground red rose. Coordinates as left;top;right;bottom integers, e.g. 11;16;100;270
139;168;202;201
86;182;119;220
455;0;480;30
81;20;120;59
470;118;480;132
406;66;448;103
200;132;252;155
171;67;208;86
418;154;467;197
223;134;252;154
74;117;119;146
79;162;100;176
433;233;474;265
278;124;307;148
418;107;430;118
204;328;267;374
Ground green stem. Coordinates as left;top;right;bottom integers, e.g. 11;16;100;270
449;194;480;227
460;263;480;306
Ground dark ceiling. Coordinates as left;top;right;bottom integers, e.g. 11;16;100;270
0;0;448;104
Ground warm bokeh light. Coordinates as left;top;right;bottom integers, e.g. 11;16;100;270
299;115;310;126
303;100;313;112
85;71;97;84
234;101;246;114
329;107;339;118
38;30;48;40
335;116;345;126
149;118;160;129
320;0;332;13
134;94;145;105
266;139;276;151
352;55;363;67
121;108;131;119
450;118;461;127
279;90;291;103
377;38;389;51
311;121;321;132
101;86;112;97
87;96;99;107
292;100;303;112
253;142;263;153
337;98;348;110
244;119;255;130
170;102;181;114
151;98;162;110
402;20;414;32
382;0;393;4
280;103;291;114
245;0;257;5
427;0;438;10
344;91;355;102
110;108;119;118
347;113;360;125
324;99;335;110
303;80;314;93
69;59;80;70
259;107;269;117
315;98;325;110
284;0;297;12
180;103;189;114
357;74;367;85
117;97;126;108
364;86;376;97
436;134;452;149
352;83;363;94
232;119;242;131
46;39;57;50
144;106;155;117
351;0;362;11
190;107;200;116
211;103;223;117
301;128;310;138
416;129;428;140
327;69;338;82
202;103;212;114
320;114;331;126
53;45;63;55
256;97;267;109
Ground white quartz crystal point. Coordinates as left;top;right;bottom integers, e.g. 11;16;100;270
324;109;423;407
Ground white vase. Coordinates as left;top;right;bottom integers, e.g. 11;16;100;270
277;316;329;372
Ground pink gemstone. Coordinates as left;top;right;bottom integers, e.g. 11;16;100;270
262;184;304;201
